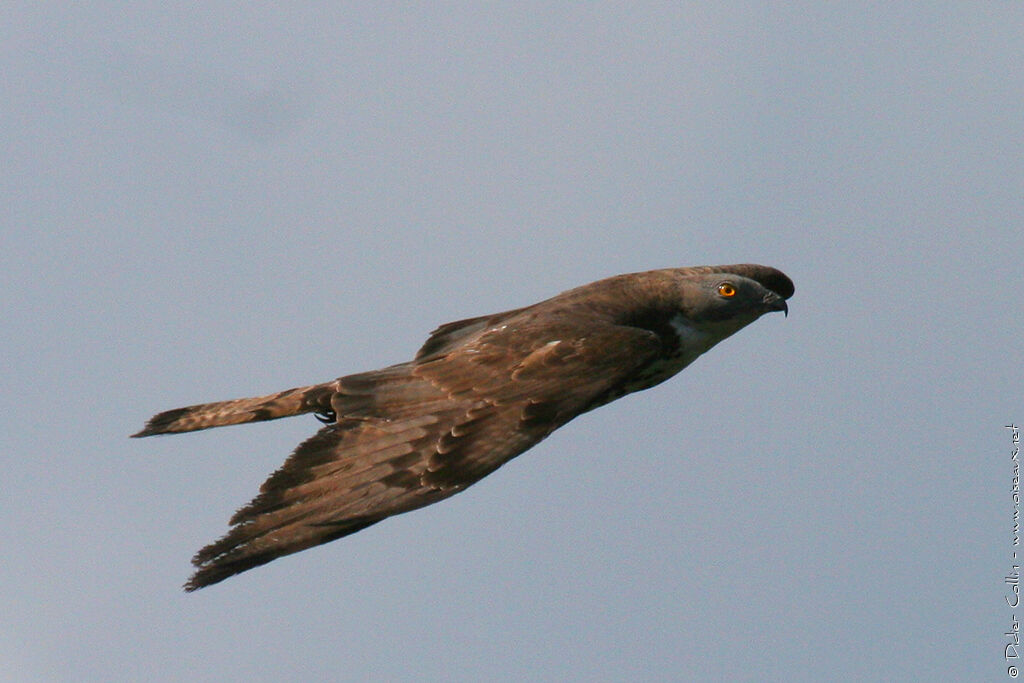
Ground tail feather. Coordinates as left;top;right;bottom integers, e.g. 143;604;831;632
132;382;337;437
137;362;535;590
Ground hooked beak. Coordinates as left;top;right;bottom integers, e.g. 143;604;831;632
763;291;789;317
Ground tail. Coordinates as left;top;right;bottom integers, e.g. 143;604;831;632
132;382;337;437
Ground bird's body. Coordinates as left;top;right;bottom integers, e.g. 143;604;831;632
134;264;793;590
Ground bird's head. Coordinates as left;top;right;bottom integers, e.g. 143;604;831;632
670;264;793;343
686;272;789;320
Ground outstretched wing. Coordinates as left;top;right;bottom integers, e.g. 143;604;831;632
187;319;662;590
410;317;664;484
187;395;479;590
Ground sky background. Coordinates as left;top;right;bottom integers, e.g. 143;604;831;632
2;3;1022;681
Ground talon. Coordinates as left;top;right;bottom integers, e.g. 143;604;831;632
314;409;336;424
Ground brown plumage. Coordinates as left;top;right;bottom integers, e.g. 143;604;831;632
133;264;793;590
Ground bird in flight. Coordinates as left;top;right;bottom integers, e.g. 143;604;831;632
134;264;793;590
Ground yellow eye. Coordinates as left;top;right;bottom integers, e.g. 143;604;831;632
717;283;737;297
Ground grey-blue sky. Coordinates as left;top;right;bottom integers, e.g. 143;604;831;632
2;3;1021;681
